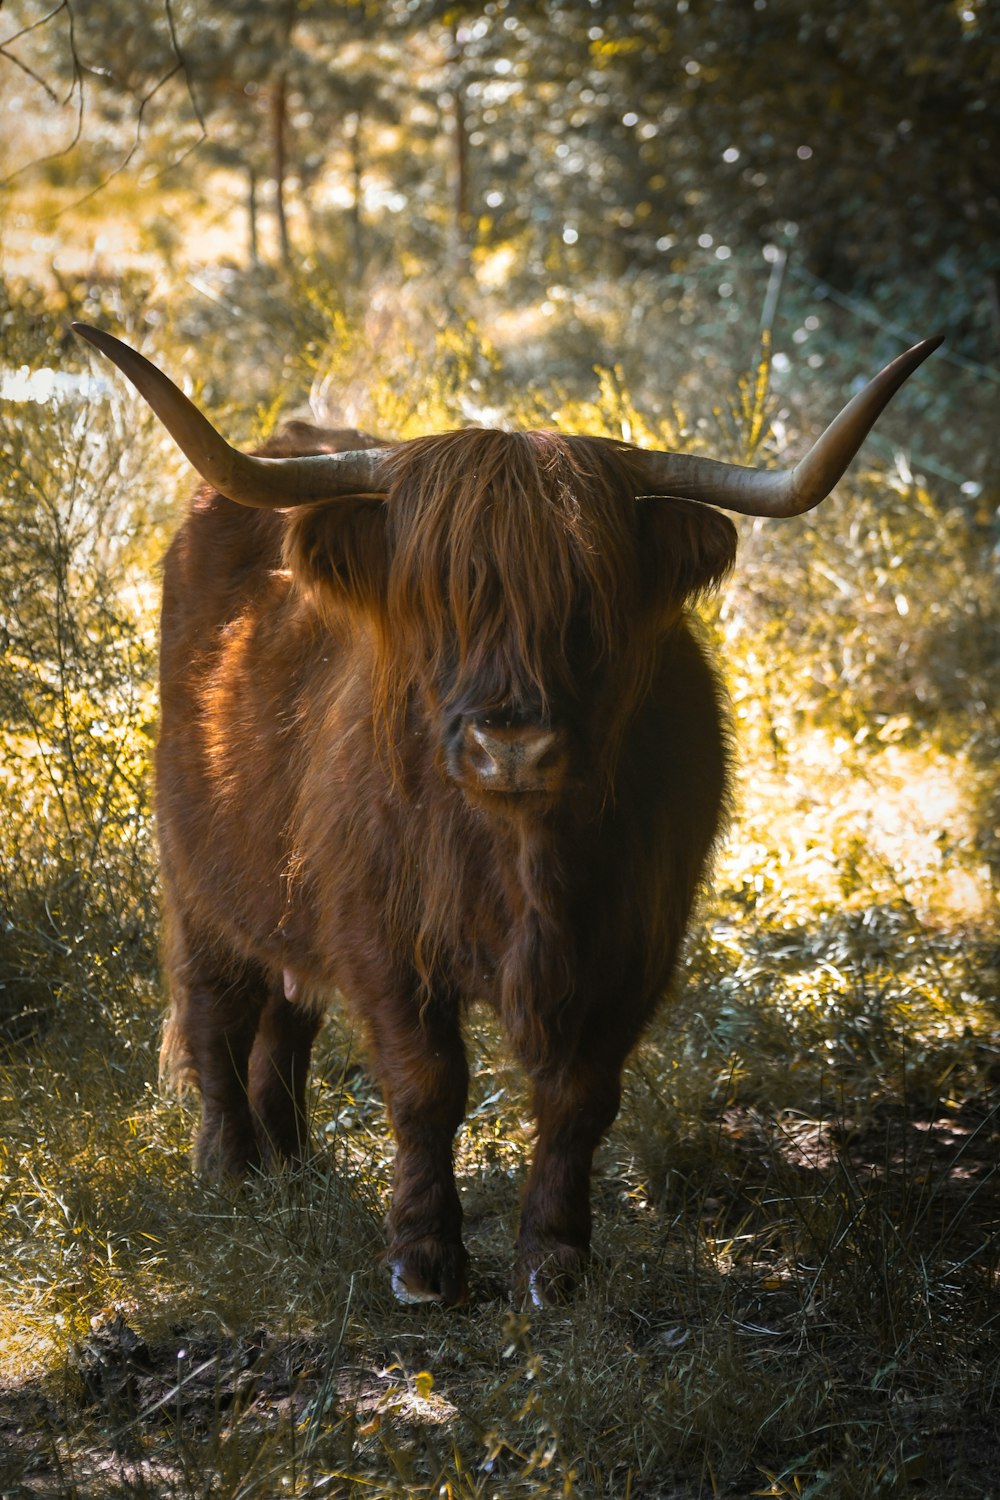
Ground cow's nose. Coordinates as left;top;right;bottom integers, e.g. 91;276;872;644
462;719;569;794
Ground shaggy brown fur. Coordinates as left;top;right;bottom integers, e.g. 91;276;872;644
158;420;736;1304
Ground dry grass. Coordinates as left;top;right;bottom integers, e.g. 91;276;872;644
1;271;996;1499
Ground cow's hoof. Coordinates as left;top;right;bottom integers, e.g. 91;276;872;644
193;1122;261;1182
386;1239;468;1307
516;1243;588;1307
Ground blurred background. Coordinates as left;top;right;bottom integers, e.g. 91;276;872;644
2;0;998;405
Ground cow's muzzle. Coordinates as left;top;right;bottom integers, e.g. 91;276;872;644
452;715;570;796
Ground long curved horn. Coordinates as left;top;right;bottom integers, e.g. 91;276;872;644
72;324;393;507
626;335;943;516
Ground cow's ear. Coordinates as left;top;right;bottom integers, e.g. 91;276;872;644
638;497;737;603
283;497;389;611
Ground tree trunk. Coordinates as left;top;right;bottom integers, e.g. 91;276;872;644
449;23;472;277
348;112;364;285
271;0;297;267
247;164;260;264
272;72;291;265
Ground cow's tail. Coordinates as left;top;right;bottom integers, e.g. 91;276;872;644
158;1003;199;1094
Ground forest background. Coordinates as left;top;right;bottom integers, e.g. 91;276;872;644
0;2;998;1497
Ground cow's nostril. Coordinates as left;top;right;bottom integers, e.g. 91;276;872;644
532;737;562;772
461;721;567;792
468;725;501;775
519;730;559;771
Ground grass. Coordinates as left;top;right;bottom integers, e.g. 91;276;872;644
2;965;996;1497
0;268;997;1499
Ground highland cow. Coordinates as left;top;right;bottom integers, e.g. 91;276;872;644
74;324;939;1305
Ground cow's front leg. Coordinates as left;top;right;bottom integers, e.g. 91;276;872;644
366;995;469;1306
516;1050;626;1305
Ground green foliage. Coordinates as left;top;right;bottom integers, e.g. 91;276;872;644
0;288;167;1040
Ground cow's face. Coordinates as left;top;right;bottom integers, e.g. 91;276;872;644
285;431;736;805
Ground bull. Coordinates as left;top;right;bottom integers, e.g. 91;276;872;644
74;322;940;1305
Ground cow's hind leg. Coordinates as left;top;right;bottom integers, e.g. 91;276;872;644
366;993;469;1306
162;923;271;1179
248;986;322;1166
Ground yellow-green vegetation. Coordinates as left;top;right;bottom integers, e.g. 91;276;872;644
1;269;997;1500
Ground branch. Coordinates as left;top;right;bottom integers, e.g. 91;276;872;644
0;0;86;185
1;0;208;201
54;60;181;211
160;0;208;159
